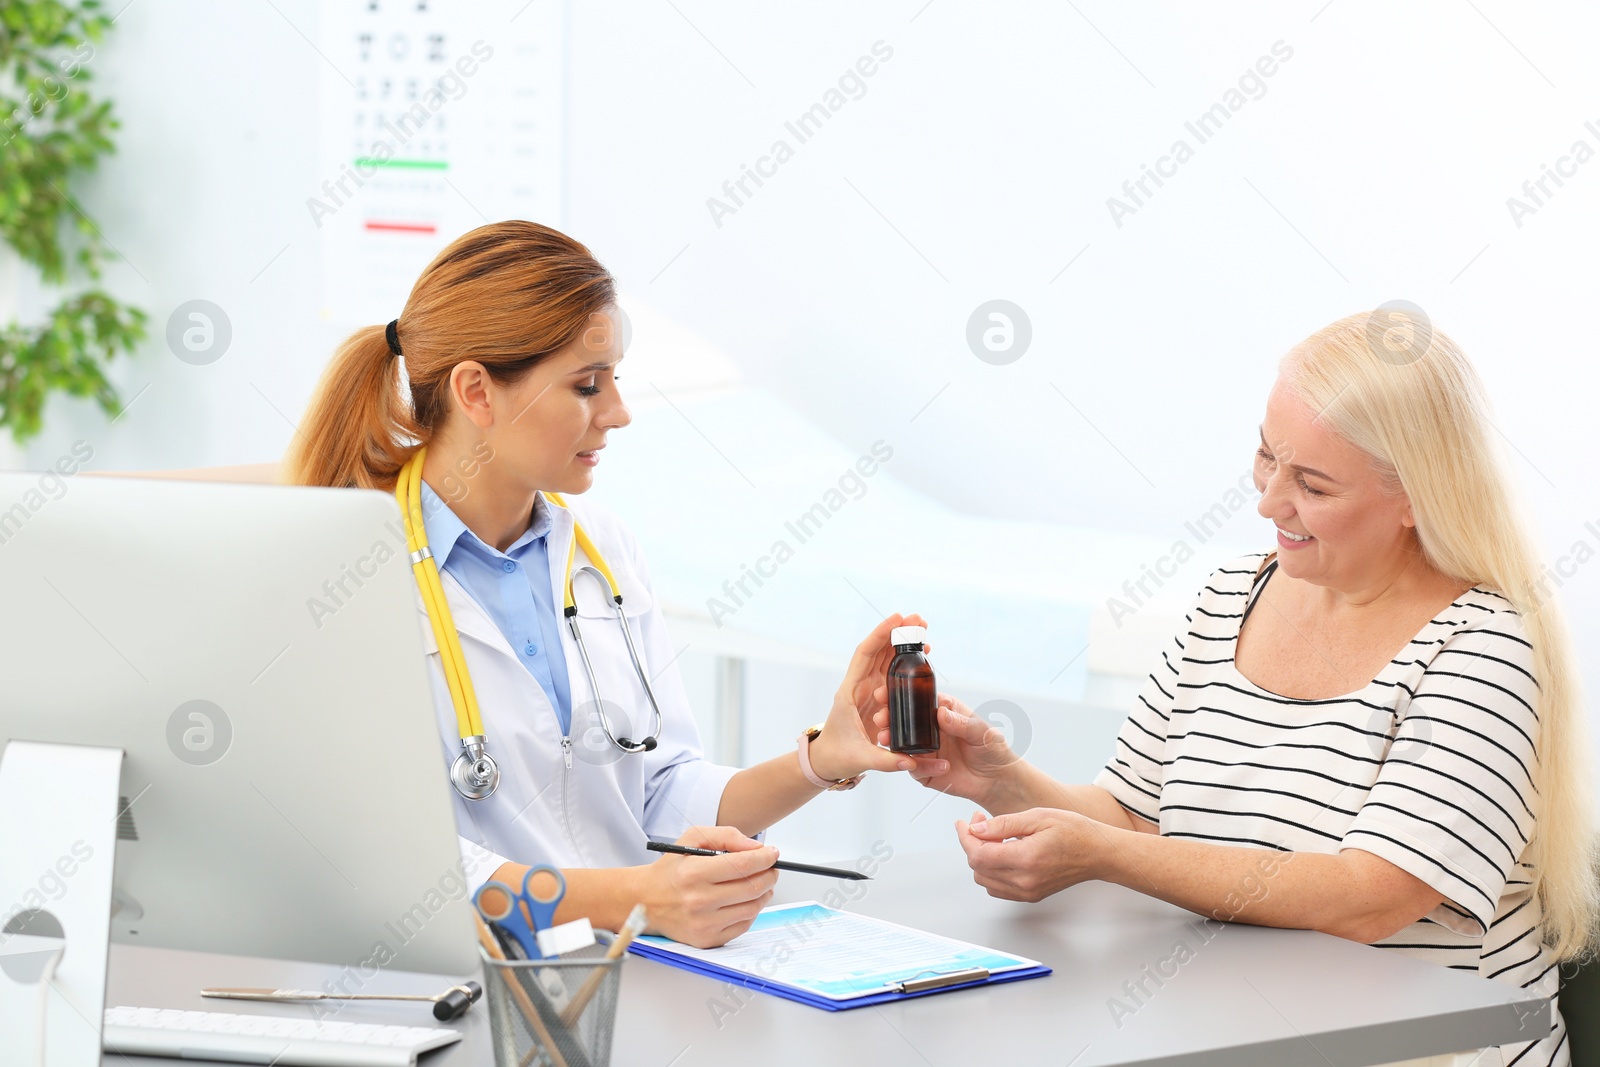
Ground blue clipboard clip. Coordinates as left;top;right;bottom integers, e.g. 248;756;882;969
890;967;991;994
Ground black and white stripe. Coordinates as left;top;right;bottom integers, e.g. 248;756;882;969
1093;552;1565;1066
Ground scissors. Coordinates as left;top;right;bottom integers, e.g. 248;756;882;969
473;865;566;960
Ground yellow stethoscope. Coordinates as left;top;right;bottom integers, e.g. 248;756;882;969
395;449;665;801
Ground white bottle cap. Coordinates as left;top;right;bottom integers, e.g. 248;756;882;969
890;625;927;647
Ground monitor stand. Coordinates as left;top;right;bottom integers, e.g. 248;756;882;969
0;741;122;1066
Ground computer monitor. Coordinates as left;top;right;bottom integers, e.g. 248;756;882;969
0;471;479;977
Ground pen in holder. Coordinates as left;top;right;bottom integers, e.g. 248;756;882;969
475;915;631;1067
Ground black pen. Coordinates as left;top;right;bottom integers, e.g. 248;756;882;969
645;840;870;880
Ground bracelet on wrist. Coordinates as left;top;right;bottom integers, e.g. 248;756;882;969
796;724;863;791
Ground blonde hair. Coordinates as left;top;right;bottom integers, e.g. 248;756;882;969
285;220;616;490
1284;309;1597;959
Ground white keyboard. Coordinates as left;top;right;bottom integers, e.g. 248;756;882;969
103;1005;463;1066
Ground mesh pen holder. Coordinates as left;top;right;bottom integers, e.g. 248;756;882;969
480;932;626;1067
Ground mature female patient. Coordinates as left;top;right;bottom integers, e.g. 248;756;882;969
885;312;1594;1066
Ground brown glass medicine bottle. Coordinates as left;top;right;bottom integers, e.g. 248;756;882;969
887;626;938;754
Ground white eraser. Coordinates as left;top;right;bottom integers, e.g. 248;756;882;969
536;918;595;958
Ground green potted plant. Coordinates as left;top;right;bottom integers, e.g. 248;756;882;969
0;0;144;448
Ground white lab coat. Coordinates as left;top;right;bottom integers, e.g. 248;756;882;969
413;493;739;887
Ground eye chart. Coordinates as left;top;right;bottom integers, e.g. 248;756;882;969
316;1;566;325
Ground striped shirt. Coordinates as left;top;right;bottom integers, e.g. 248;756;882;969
1093;552;1564;1066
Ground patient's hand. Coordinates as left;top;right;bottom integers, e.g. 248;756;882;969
957;807;1102;902
873;693;1025;809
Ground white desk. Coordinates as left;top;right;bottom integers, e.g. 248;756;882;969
105;849;1548;1066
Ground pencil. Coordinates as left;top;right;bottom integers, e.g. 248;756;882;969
645;840;870;880
474;913;571;1067
560;904;646;1029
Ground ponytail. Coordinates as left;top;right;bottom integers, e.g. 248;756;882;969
285;325;420;489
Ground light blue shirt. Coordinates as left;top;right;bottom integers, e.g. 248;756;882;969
419;482;574;735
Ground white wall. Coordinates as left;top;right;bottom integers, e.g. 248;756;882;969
14;2;1600;789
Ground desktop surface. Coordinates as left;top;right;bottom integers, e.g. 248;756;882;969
105;849;1545;1067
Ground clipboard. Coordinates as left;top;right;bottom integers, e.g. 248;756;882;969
626;901;1051;1011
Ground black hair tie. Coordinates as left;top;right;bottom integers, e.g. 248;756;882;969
385;319;403;358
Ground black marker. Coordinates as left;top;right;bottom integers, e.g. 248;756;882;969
645;840;870;880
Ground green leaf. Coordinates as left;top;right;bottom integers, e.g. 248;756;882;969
0;1;142;444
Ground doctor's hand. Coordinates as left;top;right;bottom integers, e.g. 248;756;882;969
807;613;950;784
873;693;1026;810
957;807;1106;903
637;825;779;949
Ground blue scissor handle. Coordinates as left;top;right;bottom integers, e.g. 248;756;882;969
473;866;567;960
473;879;540;960
517;865;567;940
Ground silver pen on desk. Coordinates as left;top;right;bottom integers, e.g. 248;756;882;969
200;982;481;1021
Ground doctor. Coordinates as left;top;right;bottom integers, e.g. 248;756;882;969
285;220;940;948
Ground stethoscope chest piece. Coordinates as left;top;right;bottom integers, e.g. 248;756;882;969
450;735;500;801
